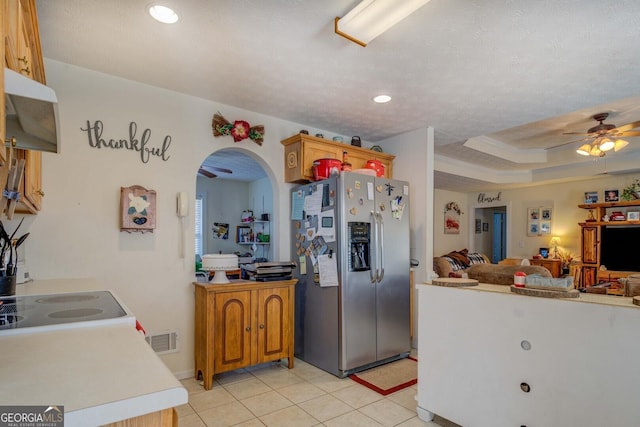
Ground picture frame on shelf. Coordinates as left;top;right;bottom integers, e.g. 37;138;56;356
604;189;619;202
584;191;598;204
628;211;640;221
236;225;250;243
539;248;549;259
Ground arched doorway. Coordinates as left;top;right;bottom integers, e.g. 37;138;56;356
195;148;274;263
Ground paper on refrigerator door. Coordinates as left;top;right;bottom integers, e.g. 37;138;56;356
318;253;339;287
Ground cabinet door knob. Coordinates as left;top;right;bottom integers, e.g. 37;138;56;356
259;324;265;329
245;327;251;332
18;56;28;64
36;190;45;197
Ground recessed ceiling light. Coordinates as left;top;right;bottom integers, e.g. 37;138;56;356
148;5;179;24
373;95;392;104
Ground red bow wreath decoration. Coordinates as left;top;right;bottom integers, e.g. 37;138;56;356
212;112;264;145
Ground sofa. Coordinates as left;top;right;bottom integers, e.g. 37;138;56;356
434;249;552;286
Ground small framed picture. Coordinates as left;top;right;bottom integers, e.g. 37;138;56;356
584;191;598;204
528;222;539;235
541;207;552;220
539;248;549;259
540;221;551;235
528;207;539;220
482;222;489;232
604;189;619;202
628;211;640;221
475;218;481;234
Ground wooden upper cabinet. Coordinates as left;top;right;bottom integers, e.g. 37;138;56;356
2;0;45;213
4;0;45;83
280;134;395;183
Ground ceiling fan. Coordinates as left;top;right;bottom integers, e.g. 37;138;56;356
559;113;640;157
197;165;233;178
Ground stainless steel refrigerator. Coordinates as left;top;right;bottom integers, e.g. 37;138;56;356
291;171;410;377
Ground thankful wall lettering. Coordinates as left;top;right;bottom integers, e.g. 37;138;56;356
80;120;172;164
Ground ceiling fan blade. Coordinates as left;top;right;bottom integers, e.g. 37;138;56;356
616;130;640;137
209;166;233;174
561;131;593;136
546;136;590;150
198;168;217;178
612;120;640;133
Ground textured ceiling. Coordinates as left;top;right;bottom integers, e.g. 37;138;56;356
35;0;640;190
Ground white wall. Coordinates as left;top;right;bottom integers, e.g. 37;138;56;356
433;174;640;264
196;177;250;255
8;59;344;376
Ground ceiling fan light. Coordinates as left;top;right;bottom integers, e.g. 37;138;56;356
614;139;629;152
576;144;592;156
598;137;615;151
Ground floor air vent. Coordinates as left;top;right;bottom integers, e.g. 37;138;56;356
145;331;178;354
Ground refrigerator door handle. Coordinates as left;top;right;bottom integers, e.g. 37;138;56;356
370;210;377;283
377;212;385;282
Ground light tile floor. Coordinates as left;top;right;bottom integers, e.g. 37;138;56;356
177;355;450;427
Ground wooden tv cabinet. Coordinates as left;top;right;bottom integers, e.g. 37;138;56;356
578;199;640;286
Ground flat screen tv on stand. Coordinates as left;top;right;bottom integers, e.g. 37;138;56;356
599;226;640;272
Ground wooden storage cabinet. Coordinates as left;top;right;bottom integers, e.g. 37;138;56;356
529;258;561;278
281;133;395;183
194;279;297;390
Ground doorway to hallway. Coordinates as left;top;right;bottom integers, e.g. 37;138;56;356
474;206;507;263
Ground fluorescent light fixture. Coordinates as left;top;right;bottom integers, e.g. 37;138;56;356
335;0;431;47
373;94;391;103
148;5;179;24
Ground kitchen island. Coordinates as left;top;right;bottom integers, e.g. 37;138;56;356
0;279;187;426
416;282;640;427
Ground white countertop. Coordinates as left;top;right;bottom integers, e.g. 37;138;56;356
1;278;188;426
420;281;639;309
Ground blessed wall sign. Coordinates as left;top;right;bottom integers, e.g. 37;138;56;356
477;192;502;204
80;120;171;164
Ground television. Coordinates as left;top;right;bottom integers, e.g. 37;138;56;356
600;226;640;272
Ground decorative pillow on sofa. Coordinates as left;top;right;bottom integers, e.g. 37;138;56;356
441;250;488;272
467;252;487;265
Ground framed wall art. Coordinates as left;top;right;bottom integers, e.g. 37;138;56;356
527;206;552;236
212;222;229;239
475;218;481;234
120;185;156;233
444;202;461;235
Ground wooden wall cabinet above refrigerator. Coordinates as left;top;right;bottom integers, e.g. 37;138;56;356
280;134;395;183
